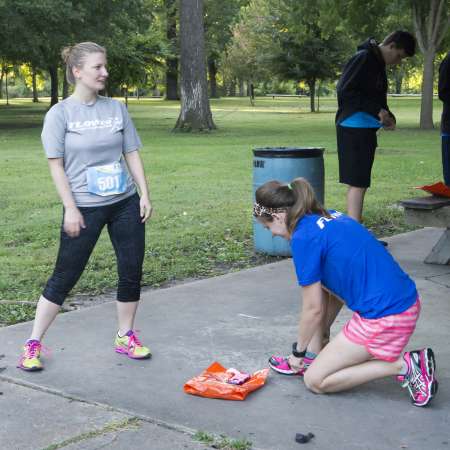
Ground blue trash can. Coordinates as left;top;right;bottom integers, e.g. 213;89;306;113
253;147;325;256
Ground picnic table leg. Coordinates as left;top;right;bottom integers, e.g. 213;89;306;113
425;228;450;265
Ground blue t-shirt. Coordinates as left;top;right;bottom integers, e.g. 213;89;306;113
340;112;381;128
291;211;417;319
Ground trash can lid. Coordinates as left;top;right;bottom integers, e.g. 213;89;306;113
253;147;324;158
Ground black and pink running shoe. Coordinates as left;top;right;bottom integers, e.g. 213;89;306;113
398;348;438;407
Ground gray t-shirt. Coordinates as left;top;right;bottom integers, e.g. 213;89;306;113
41;96;142;207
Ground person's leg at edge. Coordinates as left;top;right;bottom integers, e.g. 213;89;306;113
443;136;450;186
346;186;367;223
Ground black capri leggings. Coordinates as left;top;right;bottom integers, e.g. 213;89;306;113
43;193;145;306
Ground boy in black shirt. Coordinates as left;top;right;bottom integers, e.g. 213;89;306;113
336;31;416;223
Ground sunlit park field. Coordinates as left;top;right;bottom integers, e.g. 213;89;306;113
0;96;443;323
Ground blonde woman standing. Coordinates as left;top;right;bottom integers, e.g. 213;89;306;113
18;42;152;371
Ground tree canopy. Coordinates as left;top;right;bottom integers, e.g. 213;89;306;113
1;0;449;126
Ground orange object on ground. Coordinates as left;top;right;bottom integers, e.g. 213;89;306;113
183;361;269;401
416;182;450;198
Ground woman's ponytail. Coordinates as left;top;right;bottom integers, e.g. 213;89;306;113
286;178;329;233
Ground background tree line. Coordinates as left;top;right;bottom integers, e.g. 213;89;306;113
0;0;449;129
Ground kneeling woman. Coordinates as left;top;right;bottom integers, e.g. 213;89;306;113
254;178;437;407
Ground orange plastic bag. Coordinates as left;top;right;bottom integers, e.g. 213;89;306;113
183;362;269;401
416;181;450;198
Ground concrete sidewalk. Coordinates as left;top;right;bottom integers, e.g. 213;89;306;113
1;228;449;450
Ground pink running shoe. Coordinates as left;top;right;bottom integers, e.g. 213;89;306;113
398;348;438;407
268;354;316;376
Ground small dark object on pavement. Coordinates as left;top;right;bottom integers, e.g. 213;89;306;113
378;240;388;247
295;432;314;444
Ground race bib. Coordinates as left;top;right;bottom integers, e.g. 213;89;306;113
86;162;127;196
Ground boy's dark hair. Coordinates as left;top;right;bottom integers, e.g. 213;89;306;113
382;30;416;57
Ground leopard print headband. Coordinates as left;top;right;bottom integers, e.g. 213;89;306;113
253;202;287;217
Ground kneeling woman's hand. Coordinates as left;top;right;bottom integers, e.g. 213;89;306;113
288;354;304;371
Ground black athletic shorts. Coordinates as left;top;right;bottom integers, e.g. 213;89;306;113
336;126;378;188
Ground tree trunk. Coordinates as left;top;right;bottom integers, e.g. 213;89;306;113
62;70;69;99
393;66;403;94
411;0;450;129
208;57;218;98
165;0;179;100
166;58;179;100
249;82;255;106
229;78;237;97
395;77;402;95
174;0;216;131
5;69;9;106
49;65;59;106
420;49;436;128
238;78;245;97
32;67;39;102
0;65;4;100
308;78;316;112
317;81;320;112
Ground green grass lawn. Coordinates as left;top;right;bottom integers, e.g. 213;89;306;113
0;96;443;323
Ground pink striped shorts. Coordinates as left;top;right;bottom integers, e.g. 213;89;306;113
343;298;421;362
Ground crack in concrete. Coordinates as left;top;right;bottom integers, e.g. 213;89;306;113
0;374;267;450
424;272;450;289
41;417;141;450
0;374;195;435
